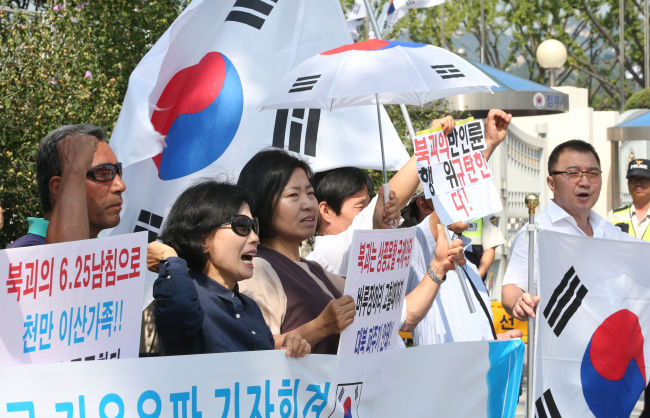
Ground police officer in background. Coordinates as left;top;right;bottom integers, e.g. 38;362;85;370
463;215;506;283
608;159;650;242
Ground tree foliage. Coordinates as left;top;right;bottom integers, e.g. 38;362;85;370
0;0;180;247
625;87;650;110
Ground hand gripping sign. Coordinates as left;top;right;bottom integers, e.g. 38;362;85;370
0;232;147;365
412;118;503;225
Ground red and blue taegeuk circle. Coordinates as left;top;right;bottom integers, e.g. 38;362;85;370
321;39;426;56
343;396;352;418
580;309;646;417
151;52;243;180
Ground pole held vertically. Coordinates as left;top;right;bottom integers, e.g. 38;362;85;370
620;0;626;112
525;193;540;418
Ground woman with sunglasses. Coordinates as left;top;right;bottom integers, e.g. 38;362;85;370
147;179;310;357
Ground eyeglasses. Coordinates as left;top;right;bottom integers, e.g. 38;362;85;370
629;176;650;186
86;163;123;182
221;215;259;237
551;169;602;183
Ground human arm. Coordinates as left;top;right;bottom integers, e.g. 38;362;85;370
281;333;311;358
45;134;98;244
271;295;356;349
401;224;466;332
501;284;540;321
496;329;524;340
483;109;512;162
477;247;495;278
150;243;205;340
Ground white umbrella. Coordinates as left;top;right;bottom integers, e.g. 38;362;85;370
260;39;497;184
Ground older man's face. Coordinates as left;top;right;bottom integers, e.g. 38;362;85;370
86;141;126;237
547;150;601;218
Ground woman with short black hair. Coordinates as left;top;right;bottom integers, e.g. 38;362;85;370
148;179;310;357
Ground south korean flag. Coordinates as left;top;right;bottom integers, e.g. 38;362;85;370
107;0;409;308
534;230;650;417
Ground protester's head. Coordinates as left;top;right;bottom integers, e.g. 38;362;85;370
162;180;259;281
403;184;431;226
37;124;126;237
626;159;650;203
238;149;316;243
547;139;602;217
312;167;374;235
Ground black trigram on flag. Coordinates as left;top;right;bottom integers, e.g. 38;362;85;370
431;64;465;79
225;0;278;30
535;389;562;418
272;108;321;157
134;210;163;243
289;75;321;93
543;266;588;337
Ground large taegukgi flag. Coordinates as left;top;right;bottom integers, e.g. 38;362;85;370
535;230;650;417
106;0;409;307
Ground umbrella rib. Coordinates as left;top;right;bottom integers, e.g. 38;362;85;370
327;50;356;103
398;47;429;105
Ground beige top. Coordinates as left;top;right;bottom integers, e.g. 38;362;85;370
238;257;346;335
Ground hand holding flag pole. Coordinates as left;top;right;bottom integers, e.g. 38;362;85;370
441;224;476;314
525;193;540;418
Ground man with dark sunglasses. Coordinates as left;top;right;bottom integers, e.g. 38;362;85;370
9;124;126;248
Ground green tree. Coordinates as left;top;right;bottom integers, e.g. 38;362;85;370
0;0;180;247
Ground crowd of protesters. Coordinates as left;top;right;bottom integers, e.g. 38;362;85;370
21;106;650;361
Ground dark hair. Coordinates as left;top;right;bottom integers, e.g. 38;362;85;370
36;124;107;213
312;167;375;215
161;179;255;272
547;139;601;174
237;149;313;239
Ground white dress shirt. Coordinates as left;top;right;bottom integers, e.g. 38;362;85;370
607;204;650;239
408;215;494;345
503;199;639;295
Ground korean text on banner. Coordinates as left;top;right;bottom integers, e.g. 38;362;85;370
0;232;147;365
335;228;416;399
0;339;525;417
412;118;503;225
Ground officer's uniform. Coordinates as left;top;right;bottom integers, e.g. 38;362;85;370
463;215;506;280
607;158;650;242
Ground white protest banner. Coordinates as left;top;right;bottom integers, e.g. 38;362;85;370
335;228;415;398
0;232;147;365
535;230;650;417
412;118;503;225
0;339;524;417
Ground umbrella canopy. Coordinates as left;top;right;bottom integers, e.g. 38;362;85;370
260;39;498;110
437;61;569;118
607;109;650;142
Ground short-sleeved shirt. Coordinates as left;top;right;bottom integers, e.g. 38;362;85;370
153;257;275;355
8;217;49;249
607;204;650;239
408;215;494;345
467;215;506;250
503;199;639;295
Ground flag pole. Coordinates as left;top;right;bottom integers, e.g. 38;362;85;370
363;0;476;313
525;193;540;418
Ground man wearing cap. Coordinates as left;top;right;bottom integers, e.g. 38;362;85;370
608;159;650;242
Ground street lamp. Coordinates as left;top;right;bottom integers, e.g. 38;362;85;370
536;39;567;87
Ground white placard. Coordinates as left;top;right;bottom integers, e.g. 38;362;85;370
0;339;525;418
412;118;503;225
335;228;416;398
0;232;147;365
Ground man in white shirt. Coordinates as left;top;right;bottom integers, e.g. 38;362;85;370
502;140;638;321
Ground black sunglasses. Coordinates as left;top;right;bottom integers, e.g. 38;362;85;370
221;215;259;237
86;163;123;182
